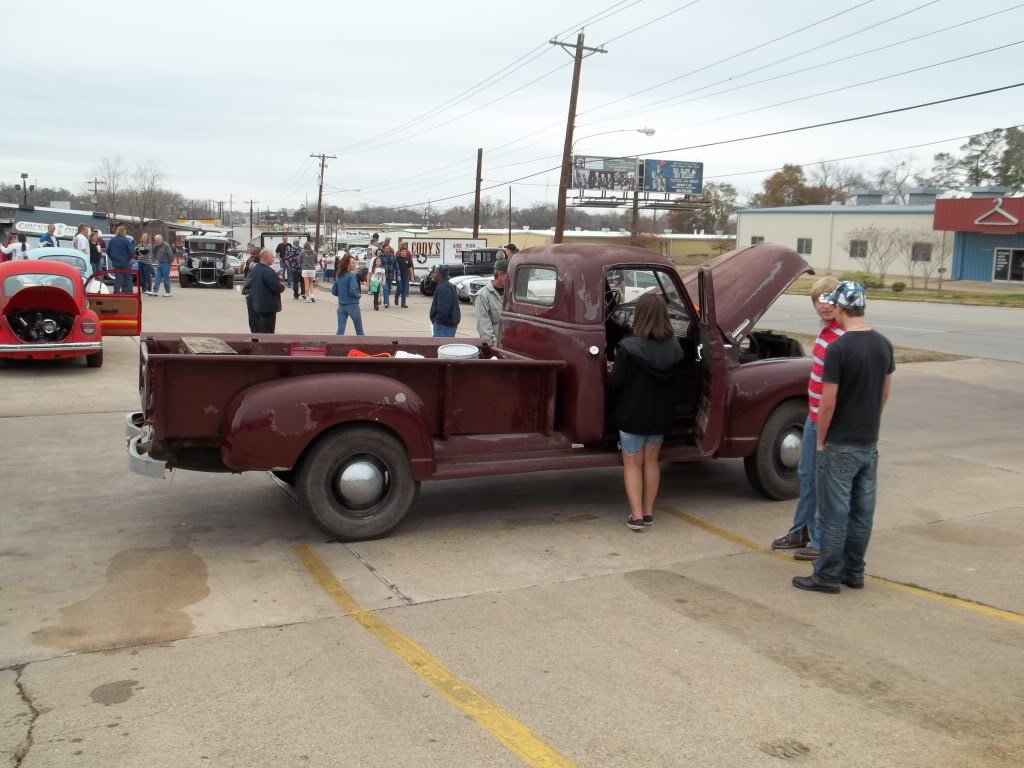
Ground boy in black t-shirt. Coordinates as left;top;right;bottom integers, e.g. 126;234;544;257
793;281;895;594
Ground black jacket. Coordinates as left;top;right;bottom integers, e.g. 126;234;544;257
429;279;461;328
608;336;684;436
249;262;284;314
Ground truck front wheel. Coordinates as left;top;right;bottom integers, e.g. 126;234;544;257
298;426;419;541
744;399;805;500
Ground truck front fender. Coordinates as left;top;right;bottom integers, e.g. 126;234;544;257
220;373;434;479
717;358;811;458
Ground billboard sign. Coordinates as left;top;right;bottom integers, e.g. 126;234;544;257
404;238;486;276
571;156;641;192
641;159;703;195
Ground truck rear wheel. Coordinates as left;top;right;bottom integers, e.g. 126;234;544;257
744;399;805;500
298;426;419;541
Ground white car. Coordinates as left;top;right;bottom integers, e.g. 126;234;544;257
457;275;491;303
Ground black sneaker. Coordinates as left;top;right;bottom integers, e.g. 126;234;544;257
626;517;644;531
643;515;654;526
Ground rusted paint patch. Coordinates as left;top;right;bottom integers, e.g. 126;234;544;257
267;403;318;436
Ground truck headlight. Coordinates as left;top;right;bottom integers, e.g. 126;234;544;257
191;259;199;268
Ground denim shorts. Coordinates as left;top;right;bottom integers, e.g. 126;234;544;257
618;432;664;454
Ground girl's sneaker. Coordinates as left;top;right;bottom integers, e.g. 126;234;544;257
626;517;644;531
643;515;654;526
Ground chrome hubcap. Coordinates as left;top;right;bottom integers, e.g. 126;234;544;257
778;431;802;470
334;459;385;508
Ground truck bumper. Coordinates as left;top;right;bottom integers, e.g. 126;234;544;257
126;412;167;478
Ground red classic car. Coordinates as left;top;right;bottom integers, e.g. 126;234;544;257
0;259;141;367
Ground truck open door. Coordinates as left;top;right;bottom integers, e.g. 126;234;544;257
695;267;725;456
85;270;142;336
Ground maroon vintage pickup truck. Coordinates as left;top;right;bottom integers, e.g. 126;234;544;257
126;243;812;540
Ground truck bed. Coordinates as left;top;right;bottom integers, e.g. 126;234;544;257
139;333;567;477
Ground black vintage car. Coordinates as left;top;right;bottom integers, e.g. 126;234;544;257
179;236;235;289
418;248;504;296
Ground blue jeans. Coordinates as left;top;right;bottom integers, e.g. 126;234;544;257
114;271;134;294
395;276;409;305
383;268;395;306
156;262;172;294
139;263;152;293
812;444;880;587
337;304;364;335
785;417;820;548
432;324;457;337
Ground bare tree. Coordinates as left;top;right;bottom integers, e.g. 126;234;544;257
809;161;867;203
873;155;918;204
845;227;905;286
899;230;954;289
93;157;128;215
126;162;165;221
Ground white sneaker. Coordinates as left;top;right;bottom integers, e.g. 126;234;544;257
163;293;172;297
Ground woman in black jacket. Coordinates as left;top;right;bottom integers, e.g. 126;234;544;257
608;293;683;531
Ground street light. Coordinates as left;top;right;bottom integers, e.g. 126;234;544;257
571;127;656;150
19;172;34;207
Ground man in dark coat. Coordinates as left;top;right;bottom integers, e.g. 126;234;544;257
429;265;461;337
249;248;285;333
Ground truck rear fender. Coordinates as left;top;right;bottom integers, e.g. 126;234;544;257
718;359;811;458
220;373;434;478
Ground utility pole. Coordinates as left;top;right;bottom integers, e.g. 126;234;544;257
632;190;640;243
508;186;512;245
227;193;233;229
88;177;107;210
245;200;258;244
472;148;483;238
309;152;336;252
217;200;224;225
551;32;606;243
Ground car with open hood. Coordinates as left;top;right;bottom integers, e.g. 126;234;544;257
125;243;811;540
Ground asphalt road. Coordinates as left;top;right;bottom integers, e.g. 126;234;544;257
762;295;1024;362
1;286;1022;767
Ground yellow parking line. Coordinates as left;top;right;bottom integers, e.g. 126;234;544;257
294;545;576;768
659;506;1024;626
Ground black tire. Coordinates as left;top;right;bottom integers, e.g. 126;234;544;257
224;276;235;289
86;349;104;368
744;399;805;500
420;280;434;296
179;277;190;288
297;426;419;541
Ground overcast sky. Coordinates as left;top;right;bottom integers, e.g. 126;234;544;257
5;0;1021;213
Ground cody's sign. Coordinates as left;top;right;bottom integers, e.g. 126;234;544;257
404;238;486;265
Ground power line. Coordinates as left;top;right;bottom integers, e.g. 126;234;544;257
333;1;704;160
374;82;1024;211
647;40;1024;140
579;0;879;116
613;3;1024;121
600;0;702;45
700;124;1024;182
632;81;1024;159
327;0;639;155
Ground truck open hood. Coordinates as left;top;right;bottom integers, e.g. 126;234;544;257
4;286;81;316
682;244;812;343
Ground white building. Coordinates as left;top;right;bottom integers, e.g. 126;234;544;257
736;192;942;277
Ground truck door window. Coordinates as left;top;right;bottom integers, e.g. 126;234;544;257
606;267;690;337
514;266;556;306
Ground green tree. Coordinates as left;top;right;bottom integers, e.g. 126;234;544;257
669;182;738;233
998;126;1024;189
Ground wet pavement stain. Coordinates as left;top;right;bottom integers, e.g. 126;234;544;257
33;534;209;652
90;680;139;706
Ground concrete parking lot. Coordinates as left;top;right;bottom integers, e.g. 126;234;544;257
1;285;1022;767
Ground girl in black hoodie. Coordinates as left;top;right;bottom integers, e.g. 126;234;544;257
608;293;684;531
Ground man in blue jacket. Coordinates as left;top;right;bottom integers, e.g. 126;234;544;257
429;265;460;337
107;226;136;293
249;249;285;333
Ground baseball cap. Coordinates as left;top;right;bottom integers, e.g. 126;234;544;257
819;280;866;309
493;259;509;274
